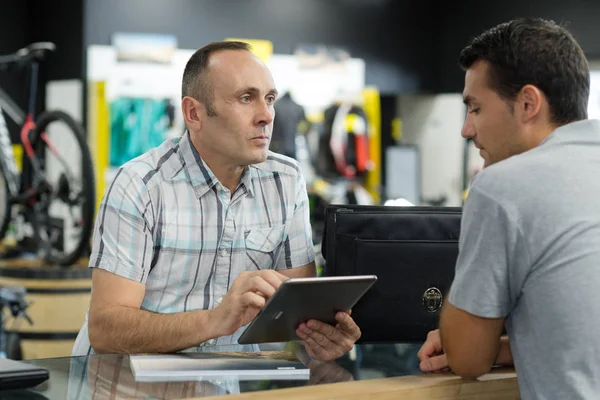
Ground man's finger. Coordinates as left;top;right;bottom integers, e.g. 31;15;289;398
241;292;266;309
259;270;289;289
244;276;277;299
417;337;443;361
417;341;436;361
297;329;328;359
427;330;443;351
301;323;354;357
299;324;334;347
334;312;361;340
306;319;339;341
253;290;267;299
419;354;449;372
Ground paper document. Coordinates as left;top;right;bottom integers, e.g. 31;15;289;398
129;353;310;382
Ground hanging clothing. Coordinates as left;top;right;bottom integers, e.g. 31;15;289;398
317;102;370;179
271;92;307;159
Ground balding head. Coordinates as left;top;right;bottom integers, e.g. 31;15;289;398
181;41;252;117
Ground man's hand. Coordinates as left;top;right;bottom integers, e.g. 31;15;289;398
210;270;288;337
418;329;513;374
417;329;450;373
296;311;360;361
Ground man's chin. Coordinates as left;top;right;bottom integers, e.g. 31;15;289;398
248;151;268;165
481;152;492;168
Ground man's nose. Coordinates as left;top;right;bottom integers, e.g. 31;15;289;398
461;117;475;139
255;101;274;126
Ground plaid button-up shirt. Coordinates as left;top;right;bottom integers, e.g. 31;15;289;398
73;132;315;355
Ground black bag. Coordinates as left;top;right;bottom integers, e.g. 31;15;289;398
321;204;462;343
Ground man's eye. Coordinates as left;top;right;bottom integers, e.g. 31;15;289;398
469;108;480;114
266;96;276;104
240;96;251;103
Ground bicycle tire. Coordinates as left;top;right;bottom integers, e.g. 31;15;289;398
0;166;12;241
32;110;95;266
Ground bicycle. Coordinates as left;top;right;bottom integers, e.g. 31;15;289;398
0;286;31;359
0;42;95;266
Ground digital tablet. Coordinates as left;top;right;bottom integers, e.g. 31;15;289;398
237;275;377;344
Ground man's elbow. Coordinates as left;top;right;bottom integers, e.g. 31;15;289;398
88;312;112;353
447;355;492;380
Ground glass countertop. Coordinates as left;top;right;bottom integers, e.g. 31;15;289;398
1;342;423;399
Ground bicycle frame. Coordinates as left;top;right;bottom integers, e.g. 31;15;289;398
0;102;22;198
0;61;43;200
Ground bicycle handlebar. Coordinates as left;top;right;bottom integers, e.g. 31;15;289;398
0;42;56;69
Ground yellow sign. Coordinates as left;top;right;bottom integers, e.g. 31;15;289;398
225;38;273;63
362;87;381;204
89;81;109;213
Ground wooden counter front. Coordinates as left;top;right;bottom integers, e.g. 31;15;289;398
200;368;519;400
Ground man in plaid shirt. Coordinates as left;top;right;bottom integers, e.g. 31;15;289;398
73;41;360;361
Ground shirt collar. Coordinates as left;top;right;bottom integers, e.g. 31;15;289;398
239;166;254;197
180;131;254;198
539;119;600;147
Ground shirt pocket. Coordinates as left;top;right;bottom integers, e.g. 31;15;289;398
244;225;285;270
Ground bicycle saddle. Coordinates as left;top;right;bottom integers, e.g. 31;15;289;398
0;42;56;68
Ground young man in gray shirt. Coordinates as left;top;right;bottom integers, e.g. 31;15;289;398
417;18;600;399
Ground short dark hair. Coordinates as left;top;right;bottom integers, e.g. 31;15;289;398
182;41;252;117
458;18;590;125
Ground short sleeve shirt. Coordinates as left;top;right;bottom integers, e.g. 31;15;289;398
73;132;315;355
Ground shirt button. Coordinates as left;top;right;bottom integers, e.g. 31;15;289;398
206;339;216;346
216;297;223;305
219;249;228;257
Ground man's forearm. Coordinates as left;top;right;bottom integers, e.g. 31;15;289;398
89;306;220;354
494;336;513;366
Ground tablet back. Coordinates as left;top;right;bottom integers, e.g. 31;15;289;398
238;276;376;344
322;205;461;343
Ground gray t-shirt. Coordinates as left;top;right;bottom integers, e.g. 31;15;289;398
449;119;600;400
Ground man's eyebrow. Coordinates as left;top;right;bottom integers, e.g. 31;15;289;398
234;87;279;97
236;87;260;96
463;95;476;106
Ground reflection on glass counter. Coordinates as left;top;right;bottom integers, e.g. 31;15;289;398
0;343;422;399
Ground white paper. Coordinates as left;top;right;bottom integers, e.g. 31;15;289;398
129;354;310;382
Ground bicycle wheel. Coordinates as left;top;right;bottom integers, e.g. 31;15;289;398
0;166;11;242
31;110;95;266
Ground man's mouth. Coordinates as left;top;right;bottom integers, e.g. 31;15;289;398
251;136;269;143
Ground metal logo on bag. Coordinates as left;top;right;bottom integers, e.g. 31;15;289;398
422;287;443;313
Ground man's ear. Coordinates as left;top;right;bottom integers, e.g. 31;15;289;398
517;84;544;124
181;96;203;131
